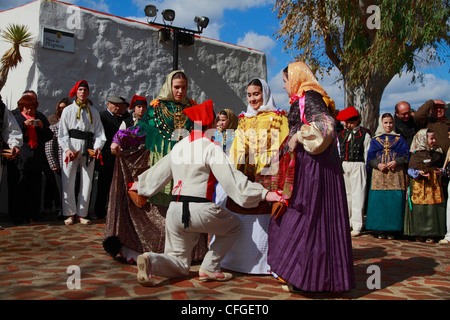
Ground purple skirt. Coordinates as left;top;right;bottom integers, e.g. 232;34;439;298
268;144;355;292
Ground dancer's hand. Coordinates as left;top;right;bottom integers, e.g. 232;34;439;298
265;191;283;203
111;142;121;156
11;146;20;159
94;148;102;160
65;150;75;161
129;181;138;191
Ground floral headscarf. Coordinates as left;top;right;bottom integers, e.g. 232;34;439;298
410;128;442;153
288;61;335;115
409;128;444;172
156;70;190;104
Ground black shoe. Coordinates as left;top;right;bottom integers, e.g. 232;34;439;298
102;236;123;257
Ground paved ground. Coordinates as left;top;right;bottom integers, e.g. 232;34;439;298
0;217;449;304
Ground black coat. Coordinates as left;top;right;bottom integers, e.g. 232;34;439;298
14;110;53;172
98;110;123;169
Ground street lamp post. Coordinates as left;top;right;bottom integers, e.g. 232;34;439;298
144;5;209;71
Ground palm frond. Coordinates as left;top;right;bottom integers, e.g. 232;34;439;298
0;23;34;91
0;24;33;48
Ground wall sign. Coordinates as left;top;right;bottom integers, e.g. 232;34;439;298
42;27;74;53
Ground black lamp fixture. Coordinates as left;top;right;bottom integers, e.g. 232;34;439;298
144;4;209;70
194;16;209;33
161;9;175;23
144;5;157;21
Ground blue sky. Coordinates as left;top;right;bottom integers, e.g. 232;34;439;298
1;0;449;114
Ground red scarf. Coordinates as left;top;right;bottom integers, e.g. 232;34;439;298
21;112;38;149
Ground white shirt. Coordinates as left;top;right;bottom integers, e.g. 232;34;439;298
2;107;22;149
138;131;268;207
58;101;106;154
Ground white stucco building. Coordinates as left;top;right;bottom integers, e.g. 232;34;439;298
0;0;267;216
0;0;267;116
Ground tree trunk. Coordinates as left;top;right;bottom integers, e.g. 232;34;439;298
343;71;391;134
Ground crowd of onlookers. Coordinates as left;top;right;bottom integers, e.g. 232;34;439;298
0;88;146;227
335;99;449;244
1;89;449;245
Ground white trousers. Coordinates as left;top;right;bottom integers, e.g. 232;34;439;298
61;155;95;217
145;201;241;278
342;161;367;233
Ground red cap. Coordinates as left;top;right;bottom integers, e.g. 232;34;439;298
434;99;446;107
69;80;89;98
129;95;147;110
183;99;215;126
336;106;359;121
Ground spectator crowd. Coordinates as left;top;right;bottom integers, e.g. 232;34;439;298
0;68;449;293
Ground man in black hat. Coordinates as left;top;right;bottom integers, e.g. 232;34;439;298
94;97;126;219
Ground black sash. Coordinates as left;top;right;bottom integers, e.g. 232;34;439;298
171;195;211;228
68;129;94;164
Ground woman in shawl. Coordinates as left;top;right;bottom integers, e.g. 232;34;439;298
213;109;238;155
268;62;355;293
214;78;289;275
365;113;410;239
10;94;53;224
404;128;446;243
103;70;208;263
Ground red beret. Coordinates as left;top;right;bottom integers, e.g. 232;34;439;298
336;106;359;121
130;95;147;109
183;99;215;126
69;80;89;98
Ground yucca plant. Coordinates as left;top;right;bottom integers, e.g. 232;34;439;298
0;23;34;91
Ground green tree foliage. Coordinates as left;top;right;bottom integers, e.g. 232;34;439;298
274;0;449;131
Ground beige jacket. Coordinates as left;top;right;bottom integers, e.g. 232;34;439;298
138;131;268;208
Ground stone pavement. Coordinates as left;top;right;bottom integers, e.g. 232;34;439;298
0;218;449;302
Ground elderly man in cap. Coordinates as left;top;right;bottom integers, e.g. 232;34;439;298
336;106;371;237
415;99;450;153
58;80;106;225
94;96;127;219
132;99;282;286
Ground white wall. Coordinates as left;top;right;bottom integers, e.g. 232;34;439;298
0;0;41;109
0;0;266;217
0;0;267;116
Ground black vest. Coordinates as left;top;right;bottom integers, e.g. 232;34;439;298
338;129;368;162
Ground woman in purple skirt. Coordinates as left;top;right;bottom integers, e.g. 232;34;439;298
268;61;355;293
